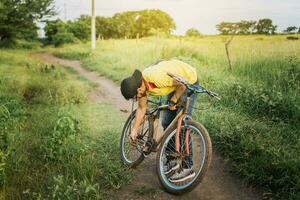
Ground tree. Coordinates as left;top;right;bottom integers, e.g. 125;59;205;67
68;15;91;41
185;28;201;37
216;20;257;35
44;19;75;46
216;22;239;35
112;12;137;38
237;20;256;34
0;0;55;47
113;9;176;38
135;9;176;37
255;18;277;35
216;19;278;35
95;9;176;39
96;16;117;39
284;26;298;34
44;19;65;43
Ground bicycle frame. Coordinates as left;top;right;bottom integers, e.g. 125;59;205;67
132;75;219;156
148;95;193;157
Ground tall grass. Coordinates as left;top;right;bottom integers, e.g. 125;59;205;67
53;35;300;199
0;50;131;199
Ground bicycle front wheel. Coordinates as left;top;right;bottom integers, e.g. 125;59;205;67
156;120;212;194
120;110;151;168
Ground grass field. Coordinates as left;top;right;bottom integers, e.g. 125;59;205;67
52;35;300;199
0;50;131;199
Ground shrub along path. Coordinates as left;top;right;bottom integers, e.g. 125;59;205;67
35;53;262;200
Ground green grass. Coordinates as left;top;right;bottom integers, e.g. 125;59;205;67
0;49;131;199
52;35;300;199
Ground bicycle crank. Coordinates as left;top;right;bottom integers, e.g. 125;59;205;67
143;138;156;156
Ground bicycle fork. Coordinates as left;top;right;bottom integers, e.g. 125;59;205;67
175;112;191;157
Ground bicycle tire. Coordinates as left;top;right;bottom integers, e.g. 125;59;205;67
120;110;152;168
156;120;212;194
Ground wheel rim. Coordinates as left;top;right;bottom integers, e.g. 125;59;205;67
121;116;149;164
159;124;207;190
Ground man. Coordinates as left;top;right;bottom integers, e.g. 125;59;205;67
120;59;199;182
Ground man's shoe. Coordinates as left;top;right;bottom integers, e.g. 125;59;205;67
169;168;196;183
164;160;180;175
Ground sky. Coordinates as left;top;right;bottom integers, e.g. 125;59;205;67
53;0;300;35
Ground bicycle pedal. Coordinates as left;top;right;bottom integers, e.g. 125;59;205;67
143;138;158;154
142;146;152;155
142;152;149;158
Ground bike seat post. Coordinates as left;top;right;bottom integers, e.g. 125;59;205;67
158;96;162;106
184;96;191;115
155;96;163;119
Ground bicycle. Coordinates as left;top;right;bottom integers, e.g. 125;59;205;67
120;73;220;194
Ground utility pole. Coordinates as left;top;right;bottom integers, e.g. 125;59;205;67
91;0;96;49
64;2;67;20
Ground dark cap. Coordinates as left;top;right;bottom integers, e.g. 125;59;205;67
120;69;143;100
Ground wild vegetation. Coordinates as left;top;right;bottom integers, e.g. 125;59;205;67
0;0;55;47
1;1;300;199
216;19;279;35
53;35;300;199
43;10;175;46
185;28;202;37
0;50;131;199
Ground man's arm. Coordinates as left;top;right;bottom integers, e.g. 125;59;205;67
130;96;147;140
169;80;186;109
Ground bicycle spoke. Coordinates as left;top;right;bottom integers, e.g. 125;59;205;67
159;124;208;191
121;113;152;165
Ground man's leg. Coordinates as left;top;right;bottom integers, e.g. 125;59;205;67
183;84;199;169
162;93;182;175
162;92;177;156
169;83;199;182
163;88;198;165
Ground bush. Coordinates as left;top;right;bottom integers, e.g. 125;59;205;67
44;19;76;47
286;36;299;40
199;109;300;200
42;111;81;161
221;82;299;123
68;15;91;41
52;31;76;47
185;28;202;37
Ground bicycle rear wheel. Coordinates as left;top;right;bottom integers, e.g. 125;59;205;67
156;120;212;194
120;110;151;168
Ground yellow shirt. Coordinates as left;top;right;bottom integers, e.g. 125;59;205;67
142;59;198;96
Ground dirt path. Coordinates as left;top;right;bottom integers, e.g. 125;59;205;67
35;53;262;200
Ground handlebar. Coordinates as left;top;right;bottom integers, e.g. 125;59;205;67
167;72;221;100
206;90;221;100
147;99;176;110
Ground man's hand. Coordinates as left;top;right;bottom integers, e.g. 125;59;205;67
168;105;177;110
130;96;147;144
168;96;178;110
130;128;138;142
168;78;186;110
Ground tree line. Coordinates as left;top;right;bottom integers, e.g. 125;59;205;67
0;0;175;47
0;0;299;47
216;19;300;35
44;10;176;46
